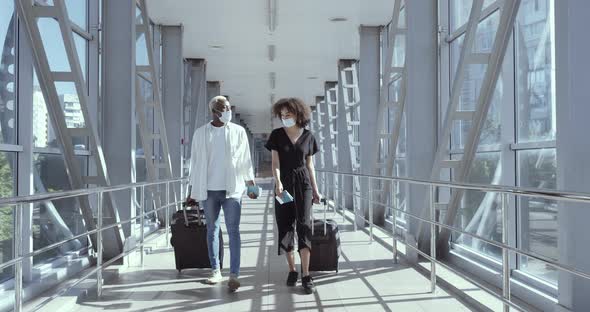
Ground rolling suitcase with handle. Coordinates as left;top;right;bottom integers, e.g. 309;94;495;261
309;198;341;272
170;187;223;272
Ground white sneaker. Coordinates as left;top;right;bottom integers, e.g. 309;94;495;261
205;269;222;284
228;274;240;292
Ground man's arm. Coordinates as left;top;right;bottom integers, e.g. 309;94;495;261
240;128;255;184
186;129;202;205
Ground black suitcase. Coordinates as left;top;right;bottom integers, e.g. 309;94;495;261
309;198;341;272
170;203;224;272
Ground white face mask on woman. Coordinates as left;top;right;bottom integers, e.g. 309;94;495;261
282;118;296;128
218;110;232;124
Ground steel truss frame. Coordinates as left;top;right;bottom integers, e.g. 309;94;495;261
135;0;177;216
417;0;522;253
15;0;124;255
312;96;326;170
369;0;407;222
338;60;362;213
324;82;340;201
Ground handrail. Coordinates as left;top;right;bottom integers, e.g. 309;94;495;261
3;177;189;312
316;169;590;312
0;177;187;206
317;169;590;203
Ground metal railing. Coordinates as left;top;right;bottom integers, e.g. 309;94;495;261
0;177;188;312
316;169;590;312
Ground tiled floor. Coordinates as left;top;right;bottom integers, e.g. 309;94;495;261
69;181;475;312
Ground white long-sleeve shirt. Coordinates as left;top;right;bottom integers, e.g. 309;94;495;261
188;121;255;202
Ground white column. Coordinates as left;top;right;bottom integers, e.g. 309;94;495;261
555;1;590;310
161;25;183;179
359;27;382;226
188;59;208;130
404;0;438;255
17;17;34;282
102;0;136;239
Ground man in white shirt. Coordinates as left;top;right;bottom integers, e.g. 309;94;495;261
186;96;257;292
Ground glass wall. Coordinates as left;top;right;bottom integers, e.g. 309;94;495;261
0;0;98;298
31;0;92;269
514;0;557;284
0;0;17;283
448;1;505;262
381;3;408;230
134;5;161;225
443;0;557;287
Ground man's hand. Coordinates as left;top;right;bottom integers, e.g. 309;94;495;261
246;180;258;199
183;196;198;208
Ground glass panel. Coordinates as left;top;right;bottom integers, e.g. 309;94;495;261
74;33;87;82
452;152;503;260
33;153;88;264
33;74;55;148
449;13;503;151
451;0;498;32
65;0;87;29
449;70;503;150
36;18;87;78
0;2;16;145
135;5;143;24
0;152;16;283
392;34;405;68
37;18;71;72
516;0;555;142
396;114;407;156
517;148;557;284
136;33;149;67
398;6;406;29
33;77;88;148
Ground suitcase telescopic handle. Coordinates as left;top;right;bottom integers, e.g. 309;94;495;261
182;185;203;227
311;198;328;236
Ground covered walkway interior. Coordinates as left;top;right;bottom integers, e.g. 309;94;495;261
2;0;590;311
29;181;488;312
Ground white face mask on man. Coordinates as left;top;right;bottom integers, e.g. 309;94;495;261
218;110;232;124
282;118;296;128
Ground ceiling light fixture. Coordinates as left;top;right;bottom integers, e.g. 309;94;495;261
307;76;318;80
269;72;276;89
268;0;277;32
268;44;276;61
209;44;224;49
329;17;348;22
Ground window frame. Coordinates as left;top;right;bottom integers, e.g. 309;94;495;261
439;0;559;308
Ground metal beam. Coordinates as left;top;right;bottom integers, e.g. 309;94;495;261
16;0;125;258
135;0;178;218
417;0;521;255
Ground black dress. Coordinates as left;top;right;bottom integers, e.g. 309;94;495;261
265;127;319;255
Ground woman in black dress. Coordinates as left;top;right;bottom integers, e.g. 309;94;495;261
265;97;320;294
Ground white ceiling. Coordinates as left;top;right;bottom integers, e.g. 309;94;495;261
146;0;394;133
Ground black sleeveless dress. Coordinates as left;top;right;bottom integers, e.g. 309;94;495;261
265;127;319;254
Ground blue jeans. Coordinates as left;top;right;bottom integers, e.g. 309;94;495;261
203;191;242;275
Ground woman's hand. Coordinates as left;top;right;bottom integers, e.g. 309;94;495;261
312;189;321;205
275;180;284;196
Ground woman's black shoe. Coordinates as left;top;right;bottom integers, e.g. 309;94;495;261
286;271;298;286
302;275;315;294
